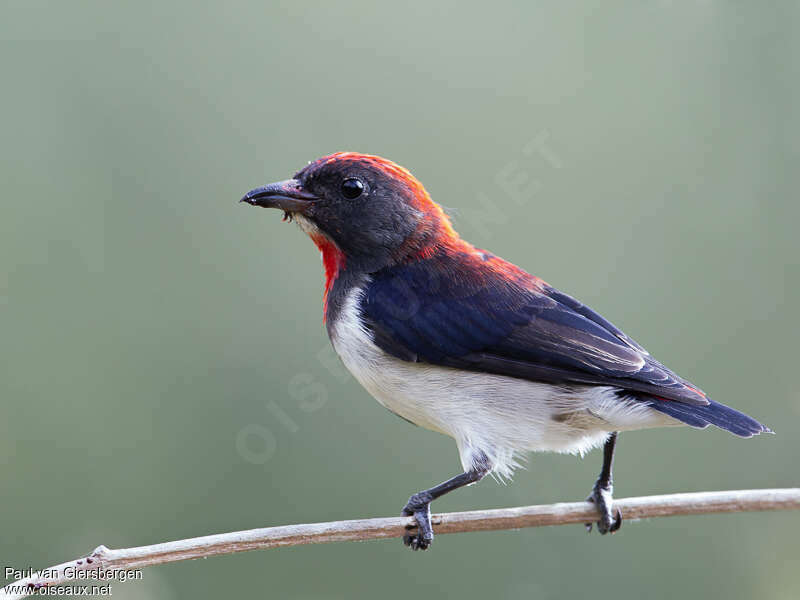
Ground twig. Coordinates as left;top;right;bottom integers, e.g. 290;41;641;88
2;488;797;599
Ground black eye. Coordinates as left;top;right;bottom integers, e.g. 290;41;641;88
340;178;364;199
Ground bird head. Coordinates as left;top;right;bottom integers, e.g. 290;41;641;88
241;152;458;272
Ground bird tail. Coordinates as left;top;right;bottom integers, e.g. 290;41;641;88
647;396;772;438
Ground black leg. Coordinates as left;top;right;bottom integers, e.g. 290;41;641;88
402;465;490;551
585;431;622;534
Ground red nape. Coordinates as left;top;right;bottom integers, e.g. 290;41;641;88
309;233;346;321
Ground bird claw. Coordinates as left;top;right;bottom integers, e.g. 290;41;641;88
585;485;622;535
402;498;434;551
403;527;432;551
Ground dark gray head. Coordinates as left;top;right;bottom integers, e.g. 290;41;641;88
241;152;456;271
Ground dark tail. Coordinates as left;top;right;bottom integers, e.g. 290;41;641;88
647;397;772;438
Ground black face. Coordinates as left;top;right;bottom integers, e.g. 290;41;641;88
242;154;429;269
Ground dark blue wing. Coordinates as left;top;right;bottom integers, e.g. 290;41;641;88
360;249;709;405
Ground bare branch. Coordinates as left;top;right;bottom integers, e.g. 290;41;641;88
2;488;798;599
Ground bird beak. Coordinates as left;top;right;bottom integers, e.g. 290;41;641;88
239;179;319;214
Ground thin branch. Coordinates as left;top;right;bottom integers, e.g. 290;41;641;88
2;488;798;599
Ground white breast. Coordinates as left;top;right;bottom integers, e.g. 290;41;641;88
331;286;678;479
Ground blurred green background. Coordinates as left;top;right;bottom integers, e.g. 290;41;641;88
1;2;798;599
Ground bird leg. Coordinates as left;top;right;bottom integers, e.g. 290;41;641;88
402;465;490;551
586;431;623;534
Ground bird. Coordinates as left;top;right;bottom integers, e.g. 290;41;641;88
240;152;771;551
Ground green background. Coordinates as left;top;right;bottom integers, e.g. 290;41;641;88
2;2;798;599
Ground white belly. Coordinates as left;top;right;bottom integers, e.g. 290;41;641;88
331;287;678;478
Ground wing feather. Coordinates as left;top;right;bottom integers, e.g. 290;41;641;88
361;248;708;405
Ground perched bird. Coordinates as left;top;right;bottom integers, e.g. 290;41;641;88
240;152;770;550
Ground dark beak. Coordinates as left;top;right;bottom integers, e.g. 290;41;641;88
239;179;319;214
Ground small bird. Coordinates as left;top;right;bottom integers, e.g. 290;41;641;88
241;152;770;551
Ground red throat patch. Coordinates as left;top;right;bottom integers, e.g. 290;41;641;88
309;232;346;321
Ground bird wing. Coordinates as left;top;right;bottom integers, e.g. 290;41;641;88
360;248;708;405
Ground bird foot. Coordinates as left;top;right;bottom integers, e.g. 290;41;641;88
401;492;434;551
585;483;622;535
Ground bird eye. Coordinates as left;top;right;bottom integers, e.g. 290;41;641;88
340;178;364;199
